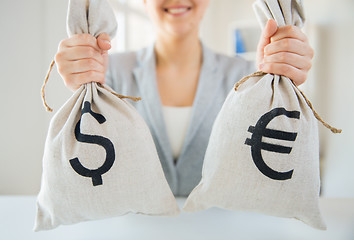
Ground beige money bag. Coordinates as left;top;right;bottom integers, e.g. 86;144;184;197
184;0;341;230
34;0;179;231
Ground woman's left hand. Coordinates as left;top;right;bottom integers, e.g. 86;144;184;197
256;19;314;86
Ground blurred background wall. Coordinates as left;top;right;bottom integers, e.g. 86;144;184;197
0;0;353;197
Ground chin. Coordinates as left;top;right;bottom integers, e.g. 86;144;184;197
165;23;197;39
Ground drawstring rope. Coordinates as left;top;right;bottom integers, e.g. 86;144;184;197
41;59;56;112
97;83;141;102
234;71;342;134
40;59;141;112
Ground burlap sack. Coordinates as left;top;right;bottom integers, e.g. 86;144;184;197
34;0;179;231
183;0;340;230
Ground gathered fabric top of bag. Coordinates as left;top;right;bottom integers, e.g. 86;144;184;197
236;0;341;134
67;0;117;38
253;0;305;28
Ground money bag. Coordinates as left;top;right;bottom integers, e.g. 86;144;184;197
34;0;179;231
184;0;340;230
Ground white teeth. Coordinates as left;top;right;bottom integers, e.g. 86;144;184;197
167;8;188;14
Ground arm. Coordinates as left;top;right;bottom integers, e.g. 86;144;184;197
256;19;314;86
55;33;111;91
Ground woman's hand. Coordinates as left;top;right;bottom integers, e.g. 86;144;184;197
256;19;314;86
55;33;111;91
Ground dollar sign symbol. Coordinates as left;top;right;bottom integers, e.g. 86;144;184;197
69;101;115;186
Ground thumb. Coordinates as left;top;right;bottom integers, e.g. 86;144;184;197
97;33;111;51
256;19;278;67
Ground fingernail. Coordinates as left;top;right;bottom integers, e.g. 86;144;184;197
103;40;111;46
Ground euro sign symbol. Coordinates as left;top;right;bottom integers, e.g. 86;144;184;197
245;108;300;181
69;101;115;186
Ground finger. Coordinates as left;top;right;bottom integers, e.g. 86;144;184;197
59;46;104;64
66;71;106;91
257;19;278;65
102;51;109;71
260;62;307;85
263;52;312;70
71;71;106;84
59;34;100;51
271;25;307;43
60;59;105;75
97;33;111;51
264;38;312;56
258;19;278;48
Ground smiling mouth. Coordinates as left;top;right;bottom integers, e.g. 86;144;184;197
164;7;192;14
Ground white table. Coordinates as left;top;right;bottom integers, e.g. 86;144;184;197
1;197;353;240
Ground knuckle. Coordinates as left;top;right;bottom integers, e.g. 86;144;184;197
309;47;315;58
56;64;63;74
308;61;312;70
54;51;63;62
286;26;297;35
56;62;67;75
58;39;68;50
298;73;307;85
304;59;312;71
81;34;90;42
76;33;89;40
73;34;96;46
82;34;96;45
291;71;306;85
63;76;73;88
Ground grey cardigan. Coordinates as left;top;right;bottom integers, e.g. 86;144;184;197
106;43;255;196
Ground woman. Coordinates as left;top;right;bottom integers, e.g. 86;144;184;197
55;0;314;196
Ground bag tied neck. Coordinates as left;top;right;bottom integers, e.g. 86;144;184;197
234;72;342;134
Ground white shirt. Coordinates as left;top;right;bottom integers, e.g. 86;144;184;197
162;106;193;160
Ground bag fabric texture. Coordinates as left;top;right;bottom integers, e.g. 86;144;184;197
34;0;179;231
183;0;326;230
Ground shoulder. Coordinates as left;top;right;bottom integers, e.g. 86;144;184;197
108;50;139;74
106;47;152;91
202;45;256;89
212;50;256;77
107;46;154;77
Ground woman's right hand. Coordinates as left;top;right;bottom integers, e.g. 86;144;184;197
55;33;111;91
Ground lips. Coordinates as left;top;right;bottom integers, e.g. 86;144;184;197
164;6;192;15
